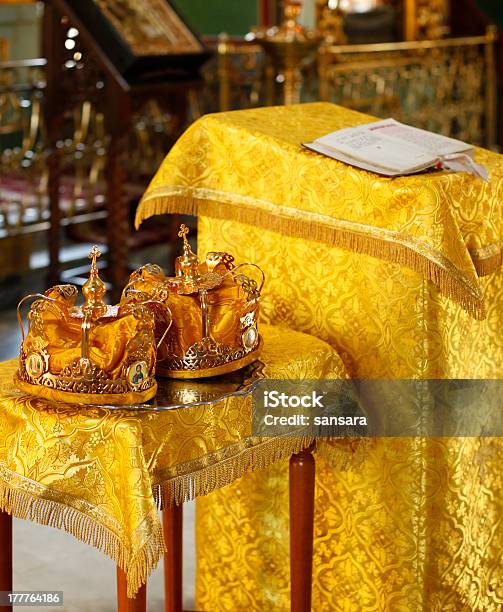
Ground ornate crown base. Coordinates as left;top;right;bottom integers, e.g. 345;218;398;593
14;375;158;406
156;340;263;379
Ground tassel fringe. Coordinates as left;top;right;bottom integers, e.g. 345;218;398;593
153;435;315;508
152;435;369;509
1;436;371;594
316;438;373;470
136;190;490;320
471;248;503;278
0;471;165;598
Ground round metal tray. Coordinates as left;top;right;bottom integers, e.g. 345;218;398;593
97;359;265;411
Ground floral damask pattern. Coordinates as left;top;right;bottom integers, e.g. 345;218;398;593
128;100;503;610
195;218;503;612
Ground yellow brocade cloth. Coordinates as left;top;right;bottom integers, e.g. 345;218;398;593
0;325;348;598
136;103;503;320
134;104;503;610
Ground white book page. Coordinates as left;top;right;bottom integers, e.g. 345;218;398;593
314;123;437;173
309;119;474;174
303;142;429;176
365;119;473;156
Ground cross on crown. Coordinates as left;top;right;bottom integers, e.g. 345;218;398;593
88;245;102;271
178;224;190;243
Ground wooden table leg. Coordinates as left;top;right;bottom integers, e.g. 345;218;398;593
163;504;183;612
289;444;315;612
0;510;12;612
117;567;146;612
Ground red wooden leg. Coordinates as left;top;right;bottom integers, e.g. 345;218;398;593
163;505;183;612
289;444;315;612
117;567;146;612
0;510;12;612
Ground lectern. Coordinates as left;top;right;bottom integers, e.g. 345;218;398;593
43;0;210;297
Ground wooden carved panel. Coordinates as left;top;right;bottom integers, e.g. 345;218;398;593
93;0;203;55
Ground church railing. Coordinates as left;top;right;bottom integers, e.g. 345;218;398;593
0;57;110;239
0;59;178;238
318;26;498;148
209;26;498;149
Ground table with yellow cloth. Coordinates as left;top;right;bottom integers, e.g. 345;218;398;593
0;325;349;598
135;103;503;611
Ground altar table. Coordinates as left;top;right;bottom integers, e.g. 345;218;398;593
135;103;503;611
0;324;350;610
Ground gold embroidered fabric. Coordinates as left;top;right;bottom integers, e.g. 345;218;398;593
194;219;503;611
0;325;348;598
131;103;503;610
135;103;503;319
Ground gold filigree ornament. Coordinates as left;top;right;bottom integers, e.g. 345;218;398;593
15;246;172;405
121;224;265;379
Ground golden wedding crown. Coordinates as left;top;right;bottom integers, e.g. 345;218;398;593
121;224;264;379
15;246;172;405
15;227;264;403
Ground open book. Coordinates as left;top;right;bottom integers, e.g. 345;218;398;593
303;119;488;180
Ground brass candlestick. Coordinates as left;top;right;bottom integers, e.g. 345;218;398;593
252;0;322;105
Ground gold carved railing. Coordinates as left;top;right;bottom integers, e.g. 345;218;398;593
214;26;498;149
0;59;49;236
0;58;110;239
201;36;267;113
318;26;498;148
0;58;181;282
128;100;179;183
0;67;181;228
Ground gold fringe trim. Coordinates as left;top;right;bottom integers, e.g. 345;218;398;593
0;469;165;598
153;435;314;508
471;244;503;277
136;189;486;320
152;435;370;509
316;438;373;470
1;437;372;594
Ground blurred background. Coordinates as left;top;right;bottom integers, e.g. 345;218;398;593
0;0;501;312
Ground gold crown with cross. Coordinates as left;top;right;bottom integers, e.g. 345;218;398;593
15;245;172;405
120;224;264;378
